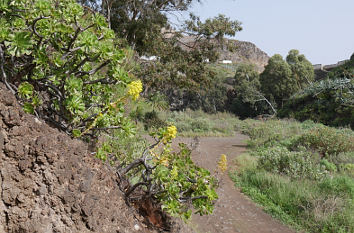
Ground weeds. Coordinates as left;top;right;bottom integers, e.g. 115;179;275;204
232;119;354;233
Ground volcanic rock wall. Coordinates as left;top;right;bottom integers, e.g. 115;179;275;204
0;83;144;233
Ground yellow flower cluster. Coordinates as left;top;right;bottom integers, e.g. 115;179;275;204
127;80;143;100
163;125;177;143
218;154;227;173
159;157;169;167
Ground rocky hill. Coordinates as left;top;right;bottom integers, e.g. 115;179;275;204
218;39;270;72
178;35;269;72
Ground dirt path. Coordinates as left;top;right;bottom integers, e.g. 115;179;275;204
174;134;295;233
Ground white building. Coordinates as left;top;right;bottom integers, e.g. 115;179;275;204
220;60;232;64
140;56;158;61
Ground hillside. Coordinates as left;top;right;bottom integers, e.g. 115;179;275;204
218;39;270;72
178;35;269;72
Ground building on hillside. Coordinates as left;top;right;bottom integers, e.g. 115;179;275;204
220;60;232;64
140;56;159;61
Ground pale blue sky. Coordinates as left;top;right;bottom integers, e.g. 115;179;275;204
185;0;354;65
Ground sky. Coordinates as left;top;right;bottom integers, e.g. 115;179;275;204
183;0;354;65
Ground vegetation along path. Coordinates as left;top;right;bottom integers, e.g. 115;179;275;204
174;135;295;233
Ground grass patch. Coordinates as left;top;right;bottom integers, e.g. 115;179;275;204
159;109;242;137
231;119;354;233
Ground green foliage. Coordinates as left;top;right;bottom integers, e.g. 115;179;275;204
279;76;354;129
279;56;353;128
0;0;138;135
228;63;273;117
96;127;218;220
81;1;243;113
257;146;327;180
260;54;294;106
260;50;314;107
286;49;315;89
101;0;241;110
292;125;354;157
232;170;354;233
1;0;219;221
18;82;34;99
148;92;169;112
143;111;167;130
320;159;337;173
326;58;354;80
155;144;218;218
184;14;242;42
233;119;354;232
161;110;241;137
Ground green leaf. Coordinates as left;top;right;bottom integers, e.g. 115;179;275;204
23;102;34;114
8;31;33;56
18;82;34;99
72;129;82;138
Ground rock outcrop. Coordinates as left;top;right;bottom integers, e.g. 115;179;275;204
218;39;269;72
178;36;269;72
0;83;147;233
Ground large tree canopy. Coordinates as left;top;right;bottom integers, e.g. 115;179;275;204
260;50;313;107
260;54;294;106
79;0;242;111
286;49;314;89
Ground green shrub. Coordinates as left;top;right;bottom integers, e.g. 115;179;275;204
97;131;218;220
190;118;211;132
257;146;326;180
232;119;354;232
160;110;240;136
320;159;337;172
293;126;354;157
0;0;138;136
278;77;354;129
240;119;302;148
234;153;258;173
143;111;167;130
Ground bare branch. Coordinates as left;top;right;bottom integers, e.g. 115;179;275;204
0;45;16;94
32;16;49;38
125;182;149;197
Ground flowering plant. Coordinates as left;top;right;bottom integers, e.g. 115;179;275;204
127;80;143;100
97;125;218;220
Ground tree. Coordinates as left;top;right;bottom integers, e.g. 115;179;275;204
79;0;242;110
229;63;276;117
278;78;354;129
286;49;314;89
234;63;260;84
260;54;296;107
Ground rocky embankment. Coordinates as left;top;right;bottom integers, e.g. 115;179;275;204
0;83;149;233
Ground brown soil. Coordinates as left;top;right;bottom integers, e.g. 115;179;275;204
174;136;296;233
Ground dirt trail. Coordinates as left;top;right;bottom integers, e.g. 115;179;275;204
174;135;296;233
